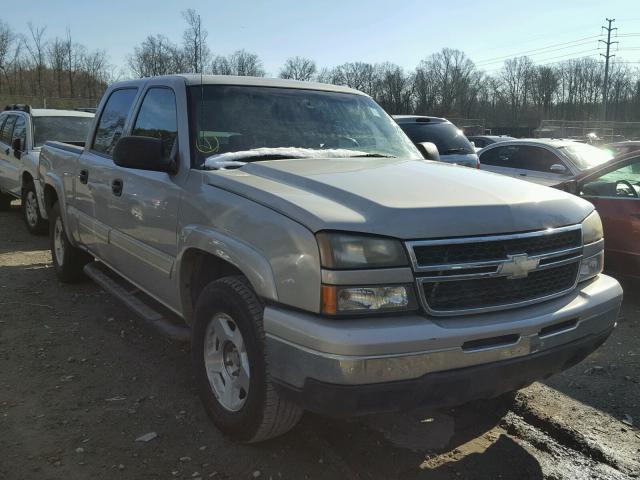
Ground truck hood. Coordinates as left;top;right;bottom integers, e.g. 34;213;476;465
204;157;594;239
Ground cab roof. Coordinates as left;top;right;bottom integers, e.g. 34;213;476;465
30;109;95;118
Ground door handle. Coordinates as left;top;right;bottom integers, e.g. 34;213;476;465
519;173;527;176
111;178;123;197
79;169;89;184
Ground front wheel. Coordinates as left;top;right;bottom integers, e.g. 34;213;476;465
49;202;91;282
192;276;302;443
22;181;48;235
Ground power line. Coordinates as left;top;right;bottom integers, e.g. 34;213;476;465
473;34;602;65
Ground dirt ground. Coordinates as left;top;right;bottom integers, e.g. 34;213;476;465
0;201;638;480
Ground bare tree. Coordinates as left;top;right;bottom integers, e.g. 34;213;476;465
210;50;265;77
25;23;47;99
182;9;210;73
128;34;186;77
48;37;66;96
501;56;534;121
279;56;316;81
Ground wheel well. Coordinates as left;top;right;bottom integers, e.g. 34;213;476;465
21;171;33;190
43;184;58;215
180;249;244;323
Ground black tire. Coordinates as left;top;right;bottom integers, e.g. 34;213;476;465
22;181;48;235
49;202;91;282
0;192;12;211
192;276;303;443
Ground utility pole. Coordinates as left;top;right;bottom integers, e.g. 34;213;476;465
600;18;618;121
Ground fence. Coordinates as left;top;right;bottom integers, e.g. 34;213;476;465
1;95;99;111
535;119;640;142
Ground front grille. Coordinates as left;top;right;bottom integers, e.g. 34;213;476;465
413;229;581;267
421;262;579;313
407;225;583;316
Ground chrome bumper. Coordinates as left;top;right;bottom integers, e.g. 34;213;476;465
264;274;622;388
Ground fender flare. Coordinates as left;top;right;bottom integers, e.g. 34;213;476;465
177;225;279;303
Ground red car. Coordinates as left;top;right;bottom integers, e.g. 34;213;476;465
557;152;640;280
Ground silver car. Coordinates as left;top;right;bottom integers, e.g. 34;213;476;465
479;139;614;187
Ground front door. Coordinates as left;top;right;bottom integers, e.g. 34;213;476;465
0;114;20;195
580;157;640;279
101;86;181;300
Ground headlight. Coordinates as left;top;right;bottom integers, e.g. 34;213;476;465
582;211;603;245
317;232;408;269
579;251;604;282
321;284;416;315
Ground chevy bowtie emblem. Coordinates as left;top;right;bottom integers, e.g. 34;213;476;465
498;254;540;279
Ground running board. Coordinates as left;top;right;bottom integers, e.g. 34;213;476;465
83;262;190;342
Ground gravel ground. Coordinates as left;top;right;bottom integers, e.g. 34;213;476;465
0;201;638;480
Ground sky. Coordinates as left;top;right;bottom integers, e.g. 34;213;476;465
2;0;640;77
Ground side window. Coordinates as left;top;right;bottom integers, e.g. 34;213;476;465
12;116;27;150
480;146;517;167
0;115;17;145
518;146;565;173
132;88;178;158
92;89;138;156
582;159;640;198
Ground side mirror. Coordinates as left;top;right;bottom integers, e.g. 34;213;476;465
563;179;578;194
416;142;440;161
113;136;177;173
11;138;22;159
549;163;567;174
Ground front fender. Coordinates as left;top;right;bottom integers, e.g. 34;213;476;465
177;225;279;302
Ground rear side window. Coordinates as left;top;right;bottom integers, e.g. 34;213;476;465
132;88;178;158
12;116;27;149
399;122;475;155
92;88;138;156
0;115;17;145
479;145;514;166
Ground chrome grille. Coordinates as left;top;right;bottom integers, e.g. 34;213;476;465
407;225;583;316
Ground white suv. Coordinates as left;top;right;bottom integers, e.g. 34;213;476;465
0;105;94;233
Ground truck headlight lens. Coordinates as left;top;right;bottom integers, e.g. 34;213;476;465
321;284;416;315
317;232;408;269
579;251;604;282
582;211;603;245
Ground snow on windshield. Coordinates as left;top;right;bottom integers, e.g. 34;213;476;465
204;147;370;169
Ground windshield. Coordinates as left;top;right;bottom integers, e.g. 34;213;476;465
558;143;613;170
32;116;93;147
398;122;475;155
188;85;421;166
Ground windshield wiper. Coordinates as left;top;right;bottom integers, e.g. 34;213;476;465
349;153;396;158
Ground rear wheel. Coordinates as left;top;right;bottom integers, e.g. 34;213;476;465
192;276;302;443
22;181;48;235
49;202;91;282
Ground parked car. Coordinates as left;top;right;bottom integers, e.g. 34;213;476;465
479;139;614;187
0;104;94;233
39;75;621;442
556;152;640;280
467;135;515;151
603;140;640;157
393;115;480;168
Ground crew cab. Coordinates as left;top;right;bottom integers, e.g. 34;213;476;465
0;105;94;233
39;75;622;443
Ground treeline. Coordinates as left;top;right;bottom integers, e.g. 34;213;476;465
0;21;111;104
2;11;640;127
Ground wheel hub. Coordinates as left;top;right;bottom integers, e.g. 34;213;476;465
53;217;65;266
203;312;250;412
25;191;38;226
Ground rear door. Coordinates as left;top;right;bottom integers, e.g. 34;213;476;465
479;144;522;178
101;85;181;299
0;114;19;195
580;156;640;279
76;88;139;254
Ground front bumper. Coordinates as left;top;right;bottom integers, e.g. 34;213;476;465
264;274;622;416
